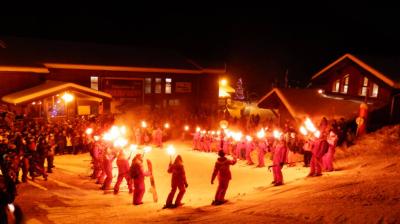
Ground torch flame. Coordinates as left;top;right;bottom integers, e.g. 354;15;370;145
85;128;93;135
273;130;282;139
129;144;138;152
196;127;201;132
143;146;152;154
257;129;265;139
304;118;317;133
184;125;189;131
113;137;128;148
164;123;170;129
141;121;147;128
166;145;176;156
103;133;112;141
299;126;308;136
94;135;100;141
119;126;127;135
246;135;252;142
314;130;321;138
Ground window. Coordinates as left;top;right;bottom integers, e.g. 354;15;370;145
371;83;379;98
169;99;180;106
360;77;369;96
165;78;172;94
341;75;349;94
90;76;98;90
155;78;162;94
332;79;340;92
145;78;152;94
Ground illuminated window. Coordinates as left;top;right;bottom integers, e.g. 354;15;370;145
360;77;369;96
371;83;379;97
165;78;172;94
145;78;152;94
332;79;340;92
155;78;162;94
90;76;98;90
341;75;349;94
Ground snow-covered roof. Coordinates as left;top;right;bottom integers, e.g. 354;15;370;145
1;80;111;105
311;53;400;88
257;88;361;122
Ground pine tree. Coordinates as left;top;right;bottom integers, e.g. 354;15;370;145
234;78;245;101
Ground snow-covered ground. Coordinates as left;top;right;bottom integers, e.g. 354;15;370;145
16;125;400;223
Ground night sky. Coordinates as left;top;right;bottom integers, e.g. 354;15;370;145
1;7;399;97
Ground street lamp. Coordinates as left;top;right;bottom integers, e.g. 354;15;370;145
62;92;74;120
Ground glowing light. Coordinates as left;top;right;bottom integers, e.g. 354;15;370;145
216;130;221;135
164;123;170;129
113;138;128;148
56;100;61;104
201;130;206;134
38;101;42;105
166;145;176;156
7;203;15;213
318;89;324;94
103;133;112;141
304;118;317;133
246;135;252;142
196;127;201;132
314;130;321;138
184;125;189;131
32;102;36;105
110;126;120;139
85;128;93;135
299;126;308;136
233;132;242;141
144;146;152;154
220;79;227;86
120;126;127;135
211;131;216;135
62;92;74;103
257;129;265;139
290;132;296;139
273;130;282;139
94;135;100;141
130;144;138;152
141;121;147;128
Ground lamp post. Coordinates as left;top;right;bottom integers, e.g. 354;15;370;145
62;92;74;120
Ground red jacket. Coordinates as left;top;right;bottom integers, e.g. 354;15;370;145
168;163;187;186
211;157;237;182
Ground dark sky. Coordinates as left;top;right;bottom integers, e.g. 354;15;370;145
1;7;399;97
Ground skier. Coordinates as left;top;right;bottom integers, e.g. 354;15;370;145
100;146;115;190
130;154;150;205
113;148;132;194
271;137;287;186
257;139;268;167
245;137;255;165
308;132;329;177
163;155;188;209
322;130;338;172
211;150;237;205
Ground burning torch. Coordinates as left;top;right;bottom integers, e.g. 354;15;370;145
166;145;176;163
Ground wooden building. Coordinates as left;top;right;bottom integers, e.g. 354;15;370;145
0;37;225;117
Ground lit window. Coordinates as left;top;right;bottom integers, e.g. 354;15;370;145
90;76;99;90
145;78;152;94
341;75;349;94
360;77;369;96
155;78;162;94
371;83;379;97
165;78;172;94
332;79;340;92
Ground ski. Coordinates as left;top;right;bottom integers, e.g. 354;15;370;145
146;159;158;202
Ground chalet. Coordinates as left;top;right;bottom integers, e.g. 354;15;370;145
258;53;400;129
0;37;226;118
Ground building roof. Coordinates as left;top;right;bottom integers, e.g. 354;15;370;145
0;37;225;74
257;88;362;122
311;53;400;88
2;80;111;105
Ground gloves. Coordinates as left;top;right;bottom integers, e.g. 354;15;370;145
211;180;214;185
185;183;188;188
280;162;284;167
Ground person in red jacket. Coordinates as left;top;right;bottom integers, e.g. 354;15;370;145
308;132;329;177
113;148;132;194
130;154;150;205
163;155;188;209
211;150;237;205
271;137;287;186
